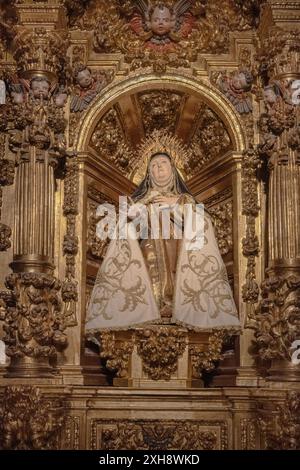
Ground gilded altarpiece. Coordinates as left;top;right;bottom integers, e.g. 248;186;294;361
0;0;299;450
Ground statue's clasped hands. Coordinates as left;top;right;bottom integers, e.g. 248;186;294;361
151;195;179;208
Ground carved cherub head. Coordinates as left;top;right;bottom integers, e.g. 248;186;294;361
133;0;194;45
263;84;282;108
30;76;51;100
74;64;93;89
231;70;253;92
147;4;176;36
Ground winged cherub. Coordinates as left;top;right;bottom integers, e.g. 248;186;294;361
130;0;199;51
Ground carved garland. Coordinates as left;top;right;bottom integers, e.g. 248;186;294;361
242;146;261;326
0;132;15;252
62;158;79;327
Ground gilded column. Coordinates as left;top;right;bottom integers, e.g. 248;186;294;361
0;2;70;377
255;1;300;381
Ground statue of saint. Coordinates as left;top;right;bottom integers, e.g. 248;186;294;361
86;137;239;334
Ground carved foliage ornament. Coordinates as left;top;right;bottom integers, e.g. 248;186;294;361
91;108;134;174
70;0;265;73
90;103;232;180
96;420;219;450
0;386;66;450
62;158;79;327
254;274;300;362
189;105;232;172
138;90;182;134
0;1;18;54
0;273;68;359
256;27;300;78
7;75;68;164
0;153;15;251
190;330;226;378
12;27;69;79
95;331;134;378
94;327;230;381
136;327;187;380
258;392;300;450
241;147;261;313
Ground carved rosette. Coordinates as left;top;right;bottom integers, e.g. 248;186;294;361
0;386;66;450
258;392;300;450
136;327;187;380
0;273;68;374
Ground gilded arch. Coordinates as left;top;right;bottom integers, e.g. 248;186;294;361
74;72;247;157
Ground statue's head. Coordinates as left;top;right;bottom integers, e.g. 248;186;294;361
149;152;173;187
30;76;51;99
74;65;93;89
149;4;175;36
131;131;191;201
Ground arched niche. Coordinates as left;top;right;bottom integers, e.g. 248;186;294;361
75;72;248;385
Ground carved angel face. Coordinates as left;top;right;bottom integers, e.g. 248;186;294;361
263;87;278;105
149;154;173;187
76;69;93;89
31;79;50;99
149;6;175;36
232;72;248;91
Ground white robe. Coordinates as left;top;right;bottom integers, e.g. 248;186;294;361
86;213;240;333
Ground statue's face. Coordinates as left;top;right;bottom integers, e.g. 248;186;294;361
150;6;173;36
76;69;93;89
31;79;50;99
150;154;172;186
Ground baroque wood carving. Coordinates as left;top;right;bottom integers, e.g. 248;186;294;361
90;418;228;450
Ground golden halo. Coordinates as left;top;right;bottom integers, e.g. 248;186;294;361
131;130;190;185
